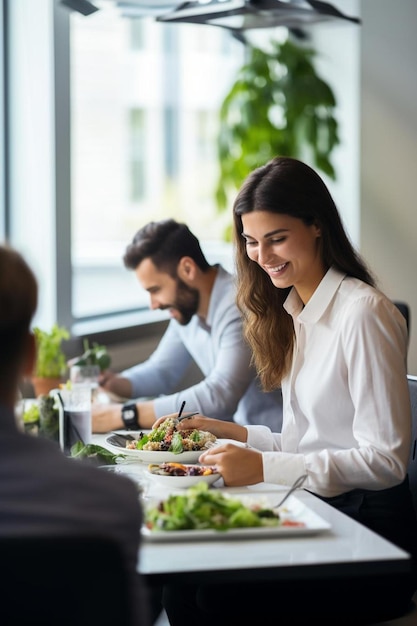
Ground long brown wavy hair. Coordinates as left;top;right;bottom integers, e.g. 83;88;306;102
232;157;375;391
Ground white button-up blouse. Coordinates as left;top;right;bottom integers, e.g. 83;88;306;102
246;267;411;498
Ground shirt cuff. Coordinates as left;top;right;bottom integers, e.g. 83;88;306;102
263;451;307;486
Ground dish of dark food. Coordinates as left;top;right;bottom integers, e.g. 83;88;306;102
147;462;221;488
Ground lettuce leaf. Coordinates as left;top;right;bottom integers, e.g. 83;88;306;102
169;432;184;454
70;442;125;466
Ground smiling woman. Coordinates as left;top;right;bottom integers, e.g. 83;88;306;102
242;211;324;302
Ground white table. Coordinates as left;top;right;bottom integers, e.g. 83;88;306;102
93;433;411;585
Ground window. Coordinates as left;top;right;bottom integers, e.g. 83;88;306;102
70;5;243;325
130;18;144;51
0;1;5;241
5;0;243;336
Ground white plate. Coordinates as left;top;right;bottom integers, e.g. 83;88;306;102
142;494;331;542
147;464;221;488
105;433;215;464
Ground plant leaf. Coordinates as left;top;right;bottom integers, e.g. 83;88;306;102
215;35;340;230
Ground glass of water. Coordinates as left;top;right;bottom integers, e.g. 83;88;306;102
57;385;92;455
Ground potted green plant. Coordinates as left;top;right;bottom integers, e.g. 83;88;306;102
32;324;70;397
215;36;340;236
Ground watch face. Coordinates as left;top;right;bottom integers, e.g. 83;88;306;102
123;408;136;421
122;403;139;429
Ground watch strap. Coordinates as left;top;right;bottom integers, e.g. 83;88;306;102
121;401;140;430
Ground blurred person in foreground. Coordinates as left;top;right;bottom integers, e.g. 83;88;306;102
158;157;417;625
0;244;149;626
92;218;282;432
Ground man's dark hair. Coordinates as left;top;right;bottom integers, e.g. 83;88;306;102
123;219;210;276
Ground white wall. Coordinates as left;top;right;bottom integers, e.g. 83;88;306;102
312;0;361;246
312;0;417;374
360;0;417;374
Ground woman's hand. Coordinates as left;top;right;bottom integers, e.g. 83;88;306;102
199;443;264;487
151;413;261;486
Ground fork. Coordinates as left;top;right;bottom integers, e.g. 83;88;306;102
273;474;307;509
109;432;137;447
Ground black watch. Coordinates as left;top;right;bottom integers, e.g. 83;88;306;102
121;401;140;430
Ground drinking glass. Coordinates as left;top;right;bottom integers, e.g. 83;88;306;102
58;385;92;455
69;364;100;388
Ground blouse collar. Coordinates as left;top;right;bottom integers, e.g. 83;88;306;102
284;266;346;323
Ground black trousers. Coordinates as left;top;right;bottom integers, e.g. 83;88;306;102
162;477;417;626
312;475;417;566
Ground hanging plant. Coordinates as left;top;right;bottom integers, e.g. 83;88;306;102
216;36;340;227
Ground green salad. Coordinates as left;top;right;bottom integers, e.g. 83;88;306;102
145;482;281;532
131;417;215;454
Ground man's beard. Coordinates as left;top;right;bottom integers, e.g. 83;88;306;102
174;278;200;326
169;278;199;325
